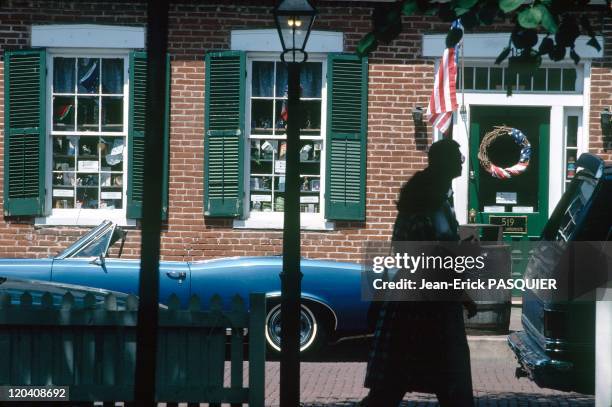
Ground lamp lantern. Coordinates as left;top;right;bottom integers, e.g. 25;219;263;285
273;0;317;63
412;106;424;124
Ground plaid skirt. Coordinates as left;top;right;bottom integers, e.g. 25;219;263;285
364;301;473;396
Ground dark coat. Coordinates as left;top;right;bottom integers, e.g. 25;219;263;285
364;169;474;401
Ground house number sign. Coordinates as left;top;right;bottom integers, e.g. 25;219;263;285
489;215;527;234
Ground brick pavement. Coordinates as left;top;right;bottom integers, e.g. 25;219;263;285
257;338;595;407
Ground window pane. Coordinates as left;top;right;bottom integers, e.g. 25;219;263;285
101;187;122;209
490;68;503;90
567;116;578;147
565;150;577;180
101;137;125;171
562;68;576;92
464;67;474;90
548;68;561;91
300;62;322;98
518;73;531;91
275;63;288;97
252;61;274;97
77;58;100;94
77;186;98;209
54;58;75;93
53;189;75;209
101;59;124;94
53;96;75;131
533;68;546;91
251;99;274;134
102;96;123;132
77;97;99;131
53;136;76;171
274;100;288;133
78;137;99;159
475;67;488;90
299;100;321;133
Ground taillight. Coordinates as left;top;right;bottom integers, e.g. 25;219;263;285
543;309;566;339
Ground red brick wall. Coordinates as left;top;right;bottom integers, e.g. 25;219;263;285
0;1;609;262
589;16;612;163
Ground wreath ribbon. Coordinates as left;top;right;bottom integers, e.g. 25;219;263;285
478;127;531;179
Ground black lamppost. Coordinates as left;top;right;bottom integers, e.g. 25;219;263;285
273;1;316;405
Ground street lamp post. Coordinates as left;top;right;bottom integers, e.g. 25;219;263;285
273;1;316;405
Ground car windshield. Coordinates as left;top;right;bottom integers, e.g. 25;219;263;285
56;221;126;259
555;180;596;241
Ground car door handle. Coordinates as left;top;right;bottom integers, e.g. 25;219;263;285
166;271;187;280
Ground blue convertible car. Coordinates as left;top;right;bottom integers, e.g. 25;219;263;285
0;220;370;354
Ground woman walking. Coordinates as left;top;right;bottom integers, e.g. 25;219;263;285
363;139;477;407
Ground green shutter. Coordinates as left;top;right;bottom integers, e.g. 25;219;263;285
3;49;47;217
204;51;245;217
126;51;170;220
325;54;368;221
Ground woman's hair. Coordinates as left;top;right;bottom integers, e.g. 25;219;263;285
427;138;461;169
396;139;460;213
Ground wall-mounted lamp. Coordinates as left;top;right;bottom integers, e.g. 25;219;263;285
460;105;468;123
412;106;425;124
601;107;612;138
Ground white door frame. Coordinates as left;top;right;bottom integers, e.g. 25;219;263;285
451;62;591;224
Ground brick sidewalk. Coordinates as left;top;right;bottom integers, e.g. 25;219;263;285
259;339;595;407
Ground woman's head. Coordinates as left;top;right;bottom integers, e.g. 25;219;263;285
428;138;463;179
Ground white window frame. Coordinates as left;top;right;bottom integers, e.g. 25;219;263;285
233;52;334;231
36;48;134;227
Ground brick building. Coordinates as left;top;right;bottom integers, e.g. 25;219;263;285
0;0;610;262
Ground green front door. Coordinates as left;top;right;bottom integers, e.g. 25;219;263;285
468;106;550;293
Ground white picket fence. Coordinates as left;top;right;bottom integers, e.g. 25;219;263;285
0;290;266;405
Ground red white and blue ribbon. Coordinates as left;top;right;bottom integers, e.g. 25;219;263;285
488;128;531;179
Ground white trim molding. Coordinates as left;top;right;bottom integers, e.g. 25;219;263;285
231;29;343;53
233;213;335;231
32;25;145;49
422;33;605;60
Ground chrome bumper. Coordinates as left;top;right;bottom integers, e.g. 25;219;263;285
507;331;575;391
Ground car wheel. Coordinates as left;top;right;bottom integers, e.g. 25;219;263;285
264;302;327;354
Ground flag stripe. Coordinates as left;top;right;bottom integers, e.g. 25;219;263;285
426;43;459;135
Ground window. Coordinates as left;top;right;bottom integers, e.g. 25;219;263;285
247;59;324;216
4;47;169;224
204;51;368;226
50;55;128;211
460;65;580;93
563;114;580;191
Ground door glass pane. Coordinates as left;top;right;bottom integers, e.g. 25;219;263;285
548;68;561;91
562;68;576;92
475;67;488;90
533;68;546;91
518;73;531;91
464;67;474;90
490;68;503;90
566;116;578;147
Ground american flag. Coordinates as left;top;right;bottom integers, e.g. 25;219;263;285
426;21;462;135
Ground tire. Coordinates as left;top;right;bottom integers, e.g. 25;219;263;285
264;302;328;355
